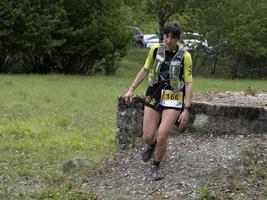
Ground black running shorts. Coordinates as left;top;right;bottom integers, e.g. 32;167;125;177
144;83;182;112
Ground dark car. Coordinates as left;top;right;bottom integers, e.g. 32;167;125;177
127;26;145;48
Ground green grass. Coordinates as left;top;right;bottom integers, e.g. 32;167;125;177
0;48;266;199
193;77;267;93
0;75;125;199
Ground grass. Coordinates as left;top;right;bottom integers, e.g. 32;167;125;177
0;48;266;199
0;75;120;199
193;77;267;93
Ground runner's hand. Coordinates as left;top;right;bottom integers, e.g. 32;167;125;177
178;110;189;128
124;88;134;104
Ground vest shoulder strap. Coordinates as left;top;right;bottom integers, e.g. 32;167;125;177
172;47;186;63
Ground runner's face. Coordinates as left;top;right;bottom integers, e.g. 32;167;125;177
164;33;179;51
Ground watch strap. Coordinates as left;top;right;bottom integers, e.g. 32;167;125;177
184;106;191;112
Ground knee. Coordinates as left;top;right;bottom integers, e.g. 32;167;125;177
157;129;172;145
143;134;154;144
156;131;169;146
143;129;155;144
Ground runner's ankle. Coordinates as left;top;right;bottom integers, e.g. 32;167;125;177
153;160;160;167
147;140;156;149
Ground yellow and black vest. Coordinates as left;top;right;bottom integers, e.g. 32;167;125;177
148;44;187;92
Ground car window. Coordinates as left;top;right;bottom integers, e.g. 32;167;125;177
144;34;156;41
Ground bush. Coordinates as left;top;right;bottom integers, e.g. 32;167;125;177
0;0;131;75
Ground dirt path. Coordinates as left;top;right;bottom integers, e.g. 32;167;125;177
80;132;267;200
193;92;267;107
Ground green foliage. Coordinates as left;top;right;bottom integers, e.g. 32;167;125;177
0;0;131;75
1;0;267;77
187;0;267;78
195;188;222;200
145;0;186;40
123;0;146;26
244;86;257;96
58;0;131;75
0;0;69;73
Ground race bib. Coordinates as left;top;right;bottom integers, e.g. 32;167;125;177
160;89;183;108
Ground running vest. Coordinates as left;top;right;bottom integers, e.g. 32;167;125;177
148;44;186;91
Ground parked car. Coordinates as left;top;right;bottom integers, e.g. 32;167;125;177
144;34;160;48
144;34;158;46
127;26;145;48
181;32;214;53
144;32;215;53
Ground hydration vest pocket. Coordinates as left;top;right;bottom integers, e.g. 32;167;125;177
169;63;181;91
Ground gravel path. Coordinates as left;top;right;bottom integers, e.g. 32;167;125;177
80;132;267;200
193;92;267;107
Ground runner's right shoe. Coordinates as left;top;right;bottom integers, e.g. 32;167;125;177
151;165;164;181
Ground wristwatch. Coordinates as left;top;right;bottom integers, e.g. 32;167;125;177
184;106;192;112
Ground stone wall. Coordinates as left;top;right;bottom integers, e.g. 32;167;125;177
115;96;144;147
116;96;267;147
192;102;267;134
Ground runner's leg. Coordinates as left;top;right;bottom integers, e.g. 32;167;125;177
141;106;161;162
143;106;161;145
154;109;180;162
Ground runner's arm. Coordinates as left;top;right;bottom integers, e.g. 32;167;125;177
124;67;149;103
178;51;193;128
184;82;193;108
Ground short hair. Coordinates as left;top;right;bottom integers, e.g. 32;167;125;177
163;22;181;39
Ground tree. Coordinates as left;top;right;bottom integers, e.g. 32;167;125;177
0;0;131;75
0;0;68;73
188;0;267;78
145;0;186;41
59;0;131;75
